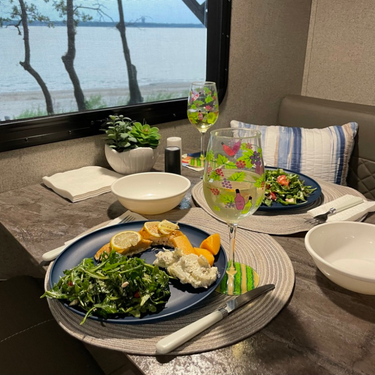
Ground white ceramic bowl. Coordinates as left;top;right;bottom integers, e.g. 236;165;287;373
304;221;375;294
111;172;191;215
105;144;159;175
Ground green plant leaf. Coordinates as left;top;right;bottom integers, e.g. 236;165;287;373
206;150;214;162
209;170;222;181
224;161;237;169
102;115;161;152
220;194;234;204
205;94;213;103
228;171;246;181
216;154;228;165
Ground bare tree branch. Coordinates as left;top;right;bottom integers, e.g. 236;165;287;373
116;0;143;104
12;0;54;115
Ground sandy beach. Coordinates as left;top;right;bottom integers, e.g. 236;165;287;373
0;82;190;121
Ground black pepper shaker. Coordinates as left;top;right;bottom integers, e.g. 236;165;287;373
165;146;181;174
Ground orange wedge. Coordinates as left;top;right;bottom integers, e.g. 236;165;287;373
194;247;215;266
199;233;221;255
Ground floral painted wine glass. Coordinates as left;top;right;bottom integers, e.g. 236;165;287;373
203;128;265;295
187;81;219;160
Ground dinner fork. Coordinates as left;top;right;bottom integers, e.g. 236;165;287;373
117;213;139;224
308;207;337;224
308;196;363;224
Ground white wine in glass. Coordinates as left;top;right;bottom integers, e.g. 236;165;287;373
187;81;219;159
203;128;265;295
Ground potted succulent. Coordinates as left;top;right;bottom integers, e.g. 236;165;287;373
102;115;161;174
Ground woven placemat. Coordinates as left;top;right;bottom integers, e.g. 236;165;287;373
46;208;295;356
192;179;366;235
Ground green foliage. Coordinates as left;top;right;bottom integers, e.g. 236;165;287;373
85;95;107;110
102;115;161;152
11;91;186;121
9;0;53;27
130;121;161;149
228;171;246;181
216;154;228;166
15;107;48;119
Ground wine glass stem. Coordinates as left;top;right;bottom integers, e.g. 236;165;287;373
200;132;206;159
227;223;238;295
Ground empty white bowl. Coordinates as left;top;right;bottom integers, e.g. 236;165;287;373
304;221;375;294
111;172;191;215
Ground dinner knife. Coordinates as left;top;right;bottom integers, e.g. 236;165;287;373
155;283;275;354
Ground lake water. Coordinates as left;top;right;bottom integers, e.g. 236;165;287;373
0;26;206;118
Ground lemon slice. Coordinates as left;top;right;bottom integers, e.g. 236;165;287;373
143;221;162;238
110;231;142;252
157;219;179;235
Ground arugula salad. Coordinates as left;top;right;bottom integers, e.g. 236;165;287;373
42;251;171;324
263;168;317;206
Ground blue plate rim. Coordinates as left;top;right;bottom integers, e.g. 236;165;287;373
49;221;227;324
258;166;322;211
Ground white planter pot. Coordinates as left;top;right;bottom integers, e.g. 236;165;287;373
105;144;159;175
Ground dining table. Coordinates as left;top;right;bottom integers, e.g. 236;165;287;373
0;153;374;375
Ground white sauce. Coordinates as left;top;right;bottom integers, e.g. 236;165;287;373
154;248;218;289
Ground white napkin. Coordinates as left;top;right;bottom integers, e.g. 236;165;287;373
42;210;146;261
42;166;123;202
307;194;375;222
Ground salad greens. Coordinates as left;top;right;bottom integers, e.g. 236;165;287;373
42;251;171;324
263;168;317;206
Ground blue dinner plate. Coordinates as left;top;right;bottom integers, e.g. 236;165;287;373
49;221;227;324
258;167;322;211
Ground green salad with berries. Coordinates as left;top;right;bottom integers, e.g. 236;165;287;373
263;168;317;207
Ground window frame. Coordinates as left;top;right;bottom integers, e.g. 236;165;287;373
0;0;231;153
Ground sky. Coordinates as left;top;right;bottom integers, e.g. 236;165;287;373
1;0;204;24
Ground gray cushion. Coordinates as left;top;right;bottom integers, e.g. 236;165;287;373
278;95;375;199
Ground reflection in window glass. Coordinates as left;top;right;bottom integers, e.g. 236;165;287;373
0;0;206;121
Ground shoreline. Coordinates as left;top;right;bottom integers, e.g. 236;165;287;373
0;82;190;120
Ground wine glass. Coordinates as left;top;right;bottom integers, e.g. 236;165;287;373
203;128;265;295
187;81;219;160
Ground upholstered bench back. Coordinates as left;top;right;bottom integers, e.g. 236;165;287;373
278;95;375;200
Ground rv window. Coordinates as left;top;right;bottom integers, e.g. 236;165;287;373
0;0;230;152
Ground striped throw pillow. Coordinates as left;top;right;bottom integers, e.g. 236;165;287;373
230;120;358;185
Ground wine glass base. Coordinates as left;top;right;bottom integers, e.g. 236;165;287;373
215;261;260;295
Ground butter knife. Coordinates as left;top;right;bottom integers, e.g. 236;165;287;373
155;283;275;354
41;212;140;261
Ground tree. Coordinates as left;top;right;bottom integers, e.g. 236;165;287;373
116;0;143;104
8;0;54;115
53;0;142;110
54;0;87;111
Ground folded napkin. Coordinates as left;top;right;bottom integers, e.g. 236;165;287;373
42;166;123;202
42;210;146;261
307;194;375;222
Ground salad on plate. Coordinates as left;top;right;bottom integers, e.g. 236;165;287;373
263;168;317;207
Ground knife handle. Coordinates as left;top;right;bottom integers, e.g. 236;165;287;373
42;244;67;261
155;309;224;355
334;196;363;213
